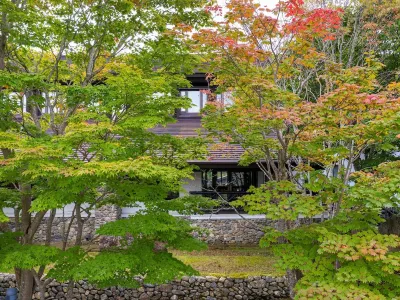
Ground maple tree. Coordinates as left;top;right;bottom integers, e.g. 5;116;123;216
0;1;212;299
193;0;400;298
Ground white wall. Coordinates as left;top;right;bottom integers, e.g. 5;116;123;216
180;171;202;197
121;203;145;218
2;204;93;218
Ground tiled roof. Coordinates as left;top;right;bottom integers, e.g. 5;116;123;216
206;143;244;162
0;117;247;163
151;116;245;163
150;116;205;137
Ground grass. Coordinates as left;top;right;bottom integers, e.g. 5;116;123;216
1;246;281;278
172;246;282;278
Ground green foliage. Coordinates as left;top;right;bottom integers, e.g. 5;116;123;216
0;233;60;270
97;212;206;251
46;247;87;283
69;243;199;288
197;1;400;298
296;283;388;300
0;187;19;222
259;220;400;298
234;180;327;220
0;0;213;295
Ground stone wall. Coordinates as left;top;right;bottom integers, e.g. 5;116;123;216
6;217;95;243
95;205;121;229
4;215;274;246
95;205;122;249
190;219;273;245
0;273;288;300
4;205;274;245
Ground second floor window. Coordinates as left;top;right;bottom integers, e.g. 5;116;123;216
180;90;208;113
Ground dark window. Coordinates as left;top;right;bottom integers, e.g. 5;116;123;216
201;169;257;192
194;169;258;213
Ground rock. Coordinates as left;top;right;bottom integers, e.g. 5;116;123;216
100;294;108;300
188;277;196;284
158;284;173;293
181;281;190;287
139;293;150;299
224;280;234;288
205;276;218;282
171;290;185;295
250;279;266;289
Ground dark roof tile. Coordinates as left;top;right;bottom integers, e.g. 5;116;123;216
151;116;245;162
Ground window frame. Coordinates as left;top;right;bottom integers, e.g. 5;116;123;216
201;169;258;192
179;88;208;114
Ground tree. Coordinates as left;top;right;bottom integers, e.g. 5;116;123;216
0;1;212;299
192;0;400;298
302;0;400;96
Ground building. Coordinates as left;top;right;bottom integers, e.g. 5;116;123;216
1;73;271;246
121;73;270;245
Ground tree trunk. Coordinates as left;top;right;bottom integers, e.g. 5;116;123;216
275;218;302;298
33;271;46;300
286;269;303;299
14;207;21;232
20;184;32;243
45;209;56;246
62;207;76;251
0;11;8;71
64;204;85;300
18;269;34;300
17;184;35;300
75;203;84;246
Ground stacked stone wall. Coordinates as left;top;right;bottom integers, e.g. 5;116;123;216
4;216;273;246
6;217;95;243
0;274;288;300
190;219;272;245
4;205;277;246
